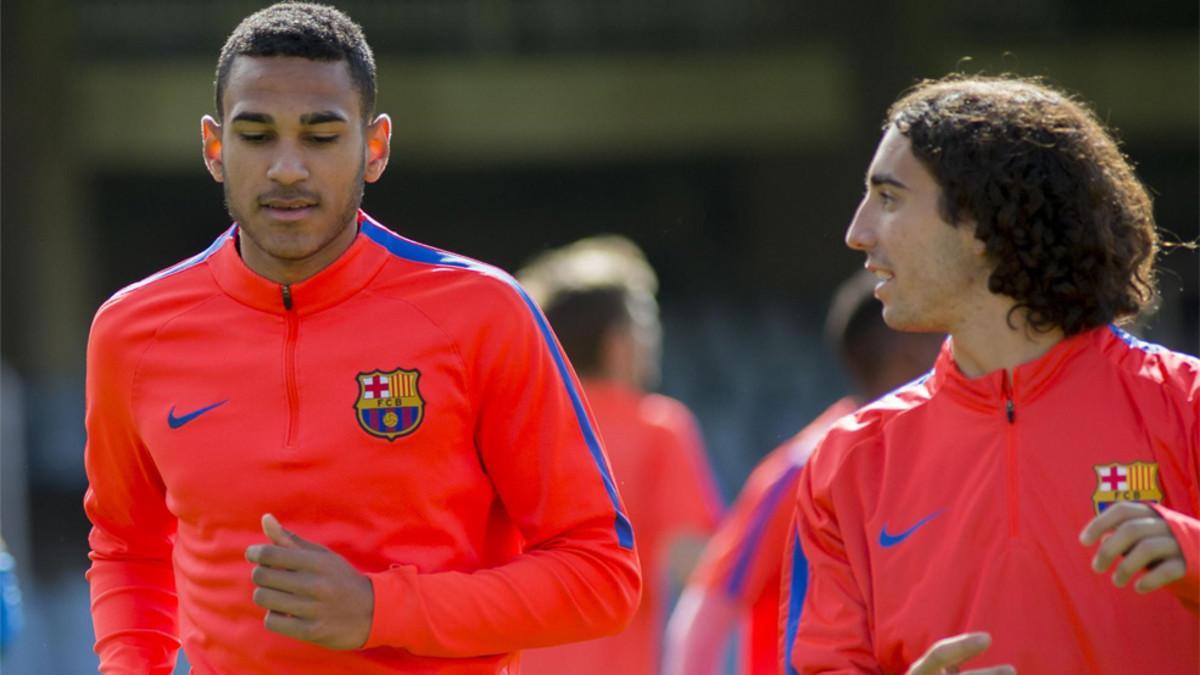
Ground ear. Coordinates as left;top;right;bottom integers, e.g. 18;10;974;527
201;115;224;183
363;113;392;184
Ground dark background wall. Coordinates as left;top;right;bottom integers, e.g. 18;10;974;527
2;1;1196;671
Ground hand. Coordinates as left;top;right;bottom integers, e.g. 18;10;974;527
245;513;375;650
1079;501;1185;593
907;632;1015;675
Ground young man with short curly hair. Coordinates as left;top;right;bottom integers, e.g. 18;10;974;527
83;4;640;673
783;75;1198;674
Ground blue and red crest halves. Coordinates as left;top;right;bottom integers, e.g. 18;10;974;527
1092;461;1162;514
355;368;424;441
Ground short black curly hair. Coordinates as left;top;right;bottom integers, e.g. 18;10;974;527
887;75;1158;336
214;2;376;122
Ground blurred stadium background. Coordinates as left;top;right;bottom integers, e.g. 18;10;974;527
2;1;1196;671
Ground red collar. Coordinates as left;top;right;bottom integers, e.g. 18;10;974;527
207;211;389;315
926;327;1105;413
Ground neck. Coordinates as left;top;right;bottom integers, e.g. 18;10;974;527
948;301;1064;378
240;213;359;285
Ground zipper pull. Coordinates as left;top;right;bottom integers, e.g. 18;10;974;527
281;284;293;310
1006;398;1015;423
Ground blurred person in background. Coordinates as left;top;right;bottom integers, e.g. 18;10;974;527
0;534;22;659
664;271;941;675
82;4;640;673
785;75;1199;674
518;236;724;675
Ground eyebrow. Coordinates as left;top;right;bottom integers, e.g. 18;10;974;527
231;112;273;125
300;111;349;125
868;173;909;191
229;111;349;126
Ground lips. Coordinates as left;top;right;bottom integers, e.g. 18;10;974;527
263;201;315;209
865;262;894;282
260;196;318;222
866;262;894;297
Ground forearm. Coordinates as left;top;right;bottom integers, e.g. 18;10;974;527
88;556;180;673
363;534;640;656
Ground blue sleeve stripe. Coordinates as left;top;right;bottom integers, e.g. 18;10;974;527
784;530;809;675
113;227;233;298
361;217;635;549
723;464;803;597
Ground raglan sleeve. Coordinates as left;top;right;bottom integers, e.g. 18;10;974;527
362;277;641;656
783;432;879;674
83;302;181;673
1150;369;1200;610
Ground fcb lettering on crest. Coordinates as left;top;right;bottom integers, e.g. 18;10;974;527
1091;461;1162;514
355;368;424;441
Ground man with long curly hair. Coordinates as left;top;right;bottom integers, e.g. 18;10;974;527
783;75;1198;674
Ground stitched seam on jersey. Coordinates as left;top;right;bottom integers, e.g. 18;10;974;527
128;293;229;434
1102;327;1200;510
1105;325;1199;407
820;387;937;492
359;287;474;422
361;221;635;548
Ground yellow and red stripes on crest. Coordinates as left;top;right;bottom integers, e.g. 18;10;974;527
1127;462;1158;492
389;371;417;398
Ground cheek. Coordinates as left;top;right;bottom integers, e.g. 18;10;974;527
317;151;363;183
217;152;251;185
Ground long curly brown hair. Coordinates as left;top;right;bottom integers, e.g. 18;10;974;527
887;75;1158;336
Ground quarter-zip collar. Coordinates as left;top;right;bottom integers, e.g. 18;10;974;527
208;211;388;316
926;326;1099;413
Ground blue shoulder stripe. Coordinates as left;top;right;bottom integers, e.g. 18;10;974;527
1108;323;1167;354
784;530;809;675
113;227;233;299
1109;324;1200;367
361;218;635;550
724;464;803;596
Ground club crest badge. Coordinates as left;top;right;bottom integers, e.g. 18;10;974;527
1092;461;1163;514
355;368;424;441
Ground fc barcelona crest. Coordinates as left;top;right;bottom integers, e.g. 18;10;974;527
355;368;424;441
1091;461;1163;515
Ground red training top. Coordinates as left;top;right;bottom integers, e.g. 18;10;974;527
84;212;641;674
687;397;857;675
522;380;723;675
785;326;1200;674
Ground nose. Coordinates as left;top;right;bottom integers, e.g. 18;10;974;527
267;143;309;185
845;199;876;252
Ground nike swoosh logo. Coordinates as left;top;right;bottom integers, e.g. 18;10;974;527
167;400;228;429
879;510;942;548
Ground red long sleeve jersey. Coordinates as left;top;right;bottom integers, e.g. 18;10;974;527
84;213;641;674
522;381;723;675
785;326;1200;674
688;397;856;675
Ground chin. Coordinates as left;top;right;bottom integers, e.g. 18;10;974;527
880;305;919;332
883;307;946;335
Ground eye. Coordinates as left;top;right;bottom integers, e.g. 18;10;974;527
878;190;897;207
238;132;271;144
307;134;339;144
